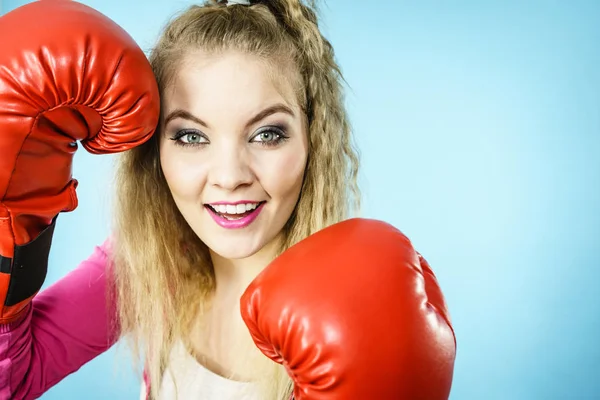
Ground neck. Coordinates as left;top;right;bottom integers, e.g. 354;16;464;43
209;234;283;302
187;235;284;382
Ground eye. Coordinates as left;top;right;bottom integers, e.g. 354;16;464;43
251;126;288;147
170;130;208;147
255;131;278;142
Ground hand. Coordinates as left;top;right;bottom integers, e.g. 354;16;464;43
241;218;456;399
0;0;159;324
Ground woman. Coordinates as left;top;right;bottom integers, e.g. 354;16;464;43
0;0;455;399
116;0;359;397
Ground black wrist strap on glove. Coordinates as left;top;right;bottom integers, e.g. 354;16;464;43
1;216;57;307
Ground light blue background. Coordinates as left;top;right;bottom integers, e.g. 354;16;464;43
2;0;599;399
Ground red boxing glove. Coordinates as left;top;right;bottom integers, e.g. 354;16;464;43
241;218;456;399
0;0;159;324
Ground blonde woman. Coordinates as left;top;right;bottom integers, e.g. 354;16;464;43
0;0;456;399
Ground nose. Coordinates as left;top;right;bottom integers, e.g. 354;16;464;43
208;141;253;191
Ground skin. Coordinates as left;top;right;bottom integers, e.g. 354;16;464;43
159;50;308;378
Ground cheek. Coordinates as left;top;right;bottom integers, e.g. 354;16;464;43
257;145;308;202
159;144;207;202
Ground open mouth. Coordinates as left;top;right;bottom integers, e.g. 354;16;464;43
204;201;266;229
205;201;265;220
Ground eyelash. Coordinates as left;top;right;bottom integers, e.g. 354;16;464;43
169;130;207;148
169;126;289;148
252;126;289;147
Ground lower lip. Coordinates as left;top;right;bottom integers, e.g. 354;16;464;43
205;202;265;229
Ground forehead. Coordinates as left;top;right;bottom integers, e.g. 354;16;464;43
164;50;301;113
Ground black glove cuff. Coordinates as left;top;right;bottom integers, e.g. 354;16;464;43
2;216;57;306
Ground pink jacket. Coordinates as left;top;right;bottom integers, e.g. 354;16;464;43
0;242;138;400
0;243;292;400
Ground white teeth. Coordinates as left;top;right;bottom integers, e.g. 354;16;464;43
212;203;260;215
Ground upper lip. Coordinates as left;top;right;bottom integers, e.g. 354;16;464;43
206;200;264;206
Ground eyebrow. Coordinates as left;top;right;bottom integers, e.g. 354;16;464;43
163;103;295;130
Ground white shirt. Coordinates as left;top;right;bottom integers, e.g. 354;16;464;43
139;340;262;400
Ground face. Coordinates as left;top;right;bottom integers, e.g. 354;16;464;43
159;50;308;261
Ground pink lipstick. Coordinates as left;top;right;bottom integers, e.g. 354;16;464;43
205;201;265;229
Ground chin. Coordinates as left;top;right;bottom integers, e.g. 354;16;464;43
189;208;286;262
202;236;265;260
213;246;259;260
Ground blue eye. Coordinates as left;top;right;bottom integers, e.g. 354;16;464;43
251;127;288;147
170;130;208;147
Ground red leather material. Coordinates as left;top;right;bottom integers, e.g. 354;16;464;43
0;0;160;323
241;218;456;399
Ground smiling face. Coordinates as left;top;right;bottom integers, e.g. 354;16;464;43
159;50;308;261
